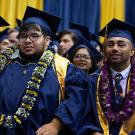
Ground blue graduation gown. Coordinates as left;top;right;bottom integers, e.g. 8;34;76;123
0;58;69;135
87;72;123;135
54;70;103;135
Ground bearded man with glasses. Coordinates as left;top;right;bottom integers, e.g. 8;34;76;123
0;6;102;135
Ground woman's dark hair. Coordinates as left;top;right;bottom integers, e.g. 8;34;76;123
69;44;97;74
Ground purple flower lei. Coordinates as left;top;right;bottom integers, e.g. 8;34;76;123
98;56;135;124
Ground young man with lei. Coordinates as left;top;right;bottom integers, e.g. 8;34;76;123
0;6;98;135
86;19;135;135
41;19;135;135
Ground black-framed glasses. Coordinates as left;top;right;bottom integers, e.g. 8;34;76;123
17;33;43;42
74;54;91;60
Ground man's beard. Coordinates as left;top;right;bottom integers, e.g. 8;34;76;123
19;50;44;61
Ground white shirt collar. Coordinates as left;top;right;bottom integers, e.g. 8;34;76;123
110;64;131;79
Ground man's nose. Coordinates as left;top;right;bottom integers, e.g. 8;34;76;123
112;44;119;51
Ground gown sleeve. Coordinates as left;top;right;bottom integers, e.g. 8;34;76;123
54;64;103;135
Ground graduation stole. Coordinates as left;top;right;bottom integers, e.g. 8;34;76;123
0;45;54;128
96;56;135;134
54;54;70;102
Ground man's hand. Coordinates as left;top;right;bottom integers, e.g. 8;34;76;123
36;118;62;135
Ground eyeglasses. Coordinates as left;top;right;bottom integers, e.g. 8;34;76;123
73;54;91;60
17;33;43;42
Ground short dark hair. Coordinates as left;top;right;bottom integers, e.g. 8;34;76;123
59;30;79;44
19;23;47;36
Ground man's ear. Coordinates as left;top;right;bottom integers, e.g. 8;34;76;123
45;36;51;43
131;48;135;56
44;36;51;50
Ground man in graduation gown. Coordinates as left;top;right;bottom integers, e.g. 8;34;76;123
93;19;135;135
75;19;135;135
39;19;135;135
0;6;91;135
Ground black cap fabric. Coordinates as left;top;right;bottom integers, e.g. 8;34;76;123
16;18;22;26
14;19;22;31
89;33;102;48
22;6;61;36
69;23;90;40
0;16;9;27
70;22;103;51
64;38;102;63
69;22;102;45
99;18;135;43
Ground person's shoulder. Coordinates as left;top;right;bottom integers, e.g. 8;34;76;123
54;54;70;64
88;70;100;83
66;64;88;88
67;63;87;77
89;71;100;77
54;54;70;75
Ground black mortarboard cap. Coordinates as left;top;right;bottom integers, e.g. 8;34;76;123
70;22;102;45
59;23;97;42
69;22;90;40
0;16;9;27
99;18;135;43
14;19;22;31
0;28;9;42
64;38;102;63
16;18;22;26
22;6;61;36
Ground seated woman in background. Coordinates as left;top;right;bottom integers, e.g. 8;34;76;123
64;39;102;74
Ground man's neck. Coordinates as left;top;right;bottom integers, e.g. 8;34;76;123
19;53;42;63
110;63;130;72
